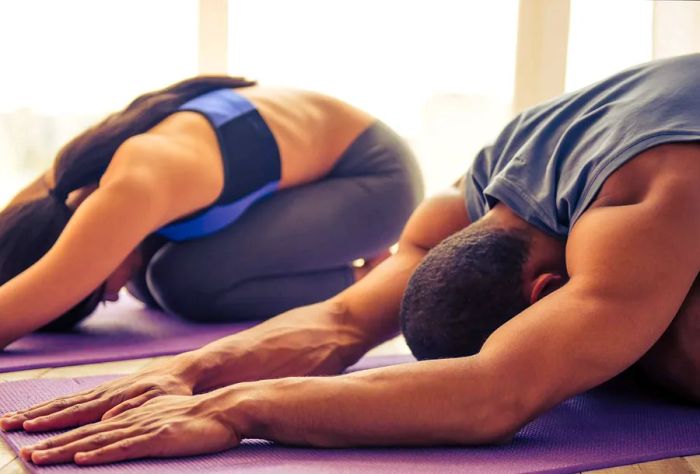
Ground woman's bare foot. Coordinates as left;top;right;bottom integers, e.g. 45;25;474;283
352;249;392;281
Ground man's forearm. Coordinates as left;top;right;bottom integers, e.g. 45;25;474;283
171;300;383;393
168;245;430;393
164;237;433;393
216;356;518;447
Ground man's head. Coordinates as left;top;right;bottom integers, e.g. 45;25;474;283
400;214;566;360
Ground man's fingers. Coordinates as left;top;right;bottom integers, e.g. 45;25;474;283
1;400;73;430
22;399;111;432
0;415;26;432
74;434;158;466
30;428;135;465
12;390;95;417
0;394;95;431
16;389;91;414
102;390;160;421
20;420;126;460
18;387;97;416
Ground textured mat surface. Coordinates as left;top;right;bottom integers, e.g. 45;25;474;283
1;355;699;473
0;295;253;372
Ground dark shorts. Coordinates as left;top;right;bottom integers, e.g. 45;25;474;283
128;120;424;321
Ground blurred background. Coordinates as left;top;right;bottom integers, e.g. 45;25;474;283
1;0;699;206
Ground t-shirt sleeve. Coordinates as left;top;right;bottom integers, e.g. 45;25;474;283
463;145;494;223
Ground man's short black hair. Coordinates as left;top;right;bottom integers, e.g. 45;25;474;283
400;221;531;360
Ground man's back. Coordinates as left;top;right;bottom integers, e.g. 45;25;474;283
464;53;700;237
587;142;700;214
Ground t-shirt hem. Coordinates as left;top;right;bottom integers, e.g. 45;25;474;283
485;176;565;238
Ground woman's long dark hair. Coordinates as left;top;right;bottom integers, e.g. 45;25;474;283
0;76;256;331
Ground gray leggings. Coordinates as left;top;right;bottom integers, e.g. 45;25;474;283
127;121;424;322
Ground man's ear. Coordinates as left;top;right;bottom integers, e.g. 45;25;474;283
529;273;566;304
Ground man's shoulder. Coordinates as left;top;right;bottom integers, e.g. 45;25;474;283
586;142;700;214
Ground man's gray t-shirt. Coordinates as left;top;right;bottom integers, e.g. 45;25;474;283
464;53;700;237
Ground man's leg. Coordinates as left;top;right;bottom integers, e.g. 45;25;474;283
637;274;700;402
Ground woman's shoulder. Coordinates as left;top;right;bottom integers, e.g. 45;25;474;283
100;130;224;215
108;109;221;174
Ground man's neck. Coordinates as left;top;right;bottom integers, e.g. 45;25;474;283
484;204;567;277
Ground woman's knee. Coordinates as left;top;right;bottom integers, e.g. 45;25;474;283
145;245;217;320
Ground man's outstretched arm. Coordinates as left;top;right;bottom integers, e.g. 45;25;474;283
181;187;472;394
1;187;471;432
19;181;699;464
229;181;700;447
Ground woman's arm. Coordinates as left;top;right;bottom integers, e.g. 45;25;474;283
1;187;471;431
19;177;700;466
0;174;160;346
0;135;220;347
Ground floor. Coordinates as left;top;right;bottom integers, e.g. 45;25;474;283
0;337;698;473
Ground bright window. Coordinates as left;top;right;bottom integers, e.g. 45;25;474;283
0;0;198;205
565;0;653;92
3;1;679;206
230;0;520;194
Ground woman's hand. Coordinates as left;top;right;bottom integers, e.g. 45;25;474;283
0;359;194;432
20;393;241;466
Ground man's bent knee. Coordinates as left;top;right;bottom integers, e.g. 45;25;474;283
637;275;700;402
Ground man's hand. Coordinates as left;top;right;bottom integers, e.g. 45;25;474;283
3;187;472;445
0;359;194;432
20;392;240;466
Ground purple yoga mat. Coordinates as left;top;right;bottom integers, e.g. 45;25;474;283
0;295;254;372
1;355;699;473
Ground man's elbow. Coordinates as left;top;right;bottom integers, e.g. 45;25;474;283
453;391;531;445
477;418;520;445
467;410;522;445
0;326;27;351
0;336;16;351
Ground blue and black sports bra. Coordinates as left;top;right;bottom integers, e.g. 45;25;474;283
156;88;281;242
